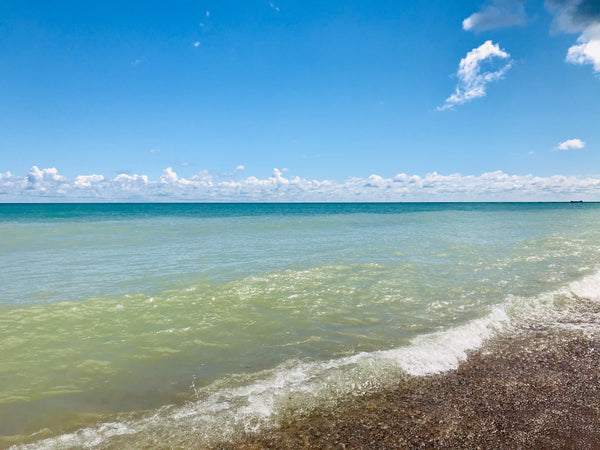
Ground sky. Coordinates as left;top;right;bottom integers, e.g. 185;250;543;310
1;0;600;201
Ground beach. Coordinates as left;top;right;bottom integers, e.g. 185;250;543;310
5;0;600;447
2;203;600;448
229;324;600;449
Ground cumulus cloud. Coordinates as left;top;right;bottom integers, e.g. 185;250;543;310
463;0;527;31
74;174;104;188
26;166;65;191
556;138;586;150
547;0;600;73
1;166;600;202
160;167;178;183
114;173;147;183
566;38;600;71
438;40;512;110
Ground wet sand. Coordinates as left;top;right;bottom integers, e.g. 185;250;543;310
223;325;600;449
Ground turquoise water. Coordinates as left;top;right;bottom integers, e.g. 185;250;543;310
2;203;600;448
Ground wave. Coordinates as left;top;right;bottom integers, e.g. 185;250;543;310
12;269;600;449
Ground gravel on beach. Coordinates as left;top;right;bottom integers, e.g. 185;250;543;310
223;326;600;449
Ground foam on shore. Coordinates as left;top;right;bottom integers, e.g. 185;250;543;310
11;269;600;449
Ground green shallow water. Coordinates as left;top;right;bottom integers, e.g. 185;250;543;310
2;203;600;447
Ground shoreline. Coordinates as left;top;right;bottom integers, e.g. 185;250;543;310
224;326;600;449
3;315;599;448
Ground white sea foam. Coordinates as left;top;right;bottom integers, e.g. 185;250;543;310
379;306;510;376
568;270;600;301
13;270;600;449
13;307;512;449
502;269;600;331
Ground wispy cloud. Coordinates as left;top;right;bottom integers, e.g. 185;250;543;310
223;165;247;178
438;40;512;111
269;2;280;12
556;138;586;150
193;41;201;48
547;0;600;73
2;166;600;202
547;0;600;32
150;148;161;154
463;0;527;32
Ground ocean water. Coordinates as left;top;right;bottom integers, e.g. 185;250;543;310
2;202;600;448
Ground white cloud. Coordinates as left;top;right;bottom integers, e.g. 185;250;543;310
74;174;104;188
463;0;527;32
160;167;178;183
114;173;149;185
26;166;65;191
2;166;600;202
567;37;600;71
193;41;201;48
223;165;246;177
150;148;161;154
269;2;280;12
438;40;512;111
187;170;213;186
556;138;586;150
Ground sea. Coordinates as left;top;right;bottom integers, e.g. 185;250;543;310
1;202;600;448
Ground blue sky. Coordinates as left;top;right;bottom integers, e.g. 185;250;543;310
1;0;600;201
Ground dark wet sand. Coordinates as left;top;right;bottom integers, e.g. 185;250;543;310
222;326;600;449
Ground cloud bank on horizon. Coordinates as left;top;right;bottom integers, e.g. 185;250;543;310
1;1;598;202
2;166;599;202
